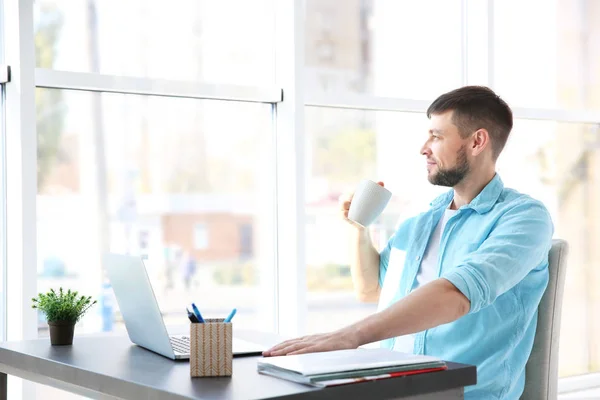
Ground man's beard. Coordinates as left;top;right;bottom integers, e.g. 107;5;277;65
428;145;470;187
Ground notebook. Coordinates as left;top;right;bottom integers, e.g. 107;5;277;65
257;348;446;387
310;366;448;387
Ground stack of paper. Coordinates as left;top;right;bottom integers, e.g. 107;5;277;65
257;348;447;387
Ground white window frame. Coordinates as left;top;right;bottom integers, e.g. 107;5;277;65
1;64;7;346
1;0;8;345
1;75;6;344
3;0;37;397
558;372;600;394
274;0;307;338
0;3;7;396
35;69;282;103
4;0;37;343
0;65;8;84
0;0;598;396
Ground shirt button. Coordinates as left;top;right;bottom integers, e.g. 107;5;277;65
416;256;421;261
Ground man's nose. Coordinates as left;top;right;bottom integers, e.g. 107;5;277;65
420;142;431;156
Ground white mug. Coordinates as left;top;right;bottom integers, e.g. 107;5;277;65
347;179;392;227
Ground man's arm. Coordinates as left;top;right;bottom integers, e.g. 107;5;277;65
342;183;414;303
263;200;553;356
263;278;468;356
442;201;553;314
349;201;553;345
348;212;416;303
349;228;381;303
339;190;383;303
347;278;469;346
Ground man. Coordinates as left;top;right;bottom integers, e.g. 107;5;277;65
263;86;554;399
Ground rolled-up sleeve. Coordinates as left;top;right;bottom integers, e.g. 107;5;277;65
442;201;553;314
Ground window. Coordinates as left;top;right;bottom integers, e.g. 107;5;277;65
305;106;446;333
239;223;253;259
494;0;600;109
306;109;600;377
193;224;209;250
305;0;463;99
497;119;600;377
34;0;275;86
35;89;275;337
0;0;598;397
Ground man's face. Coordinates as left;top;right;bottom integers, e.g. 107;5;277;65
421;111;471;187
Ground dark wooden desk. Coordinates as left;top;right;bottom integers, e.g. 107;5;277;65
0;330;476;399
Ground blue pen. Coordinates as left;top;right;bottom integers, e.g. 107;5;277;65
223;308;237;323
191;303;205;323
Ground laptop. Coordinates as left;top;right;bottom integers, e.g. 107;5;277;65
103;252;265;360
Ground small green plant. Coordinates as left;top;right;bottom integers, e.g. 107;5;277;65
32;288;97;323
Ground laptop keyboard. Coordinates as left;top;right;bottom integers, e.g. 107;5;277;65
170;336;190;354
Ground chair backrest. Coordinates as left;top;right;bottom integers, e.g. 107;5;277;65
521;239;569;400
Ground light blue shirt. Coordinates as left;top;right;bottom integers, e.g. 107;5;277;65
378;174;553;399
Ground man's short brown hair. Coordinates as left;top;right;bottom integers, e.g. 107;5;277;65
427;86;513;160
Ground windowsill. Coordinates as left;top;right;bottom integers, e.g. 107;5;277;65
559;387;600;399
559;373;600;395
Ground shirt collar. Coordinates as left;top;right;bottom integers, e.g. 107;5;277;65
429;173;504;214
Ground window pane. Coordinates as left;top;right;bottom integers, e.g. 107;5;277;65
494;0;600;109
305;0;462;99
306;109;600;376
305;107;445;334
497;119;600;376
34;0;275;86
36;89;275;338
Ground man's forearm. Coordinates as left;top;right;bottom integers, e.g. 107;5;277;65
349;228;381;302
344;278;470;346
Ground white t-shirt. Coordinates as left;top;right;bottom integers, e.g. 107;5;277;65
392;207;459;353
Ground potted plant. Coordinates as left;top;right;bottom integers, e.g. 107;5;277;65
32;288;97;345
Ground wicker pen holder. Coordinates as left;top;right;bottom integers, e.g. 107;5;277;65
190;318;233;377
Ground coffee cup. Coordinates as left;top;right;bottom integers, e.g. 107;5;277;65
347;179;392;227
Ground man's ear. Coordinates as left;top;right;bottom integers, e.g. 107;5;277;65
470;128;490;157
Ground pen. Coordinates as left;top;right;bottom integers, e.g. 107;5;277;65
187;307;200;323
223;308;237;323
191;303;205;323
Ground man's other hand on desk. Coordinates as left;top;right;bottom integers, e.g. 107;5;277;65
262;330;360;357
